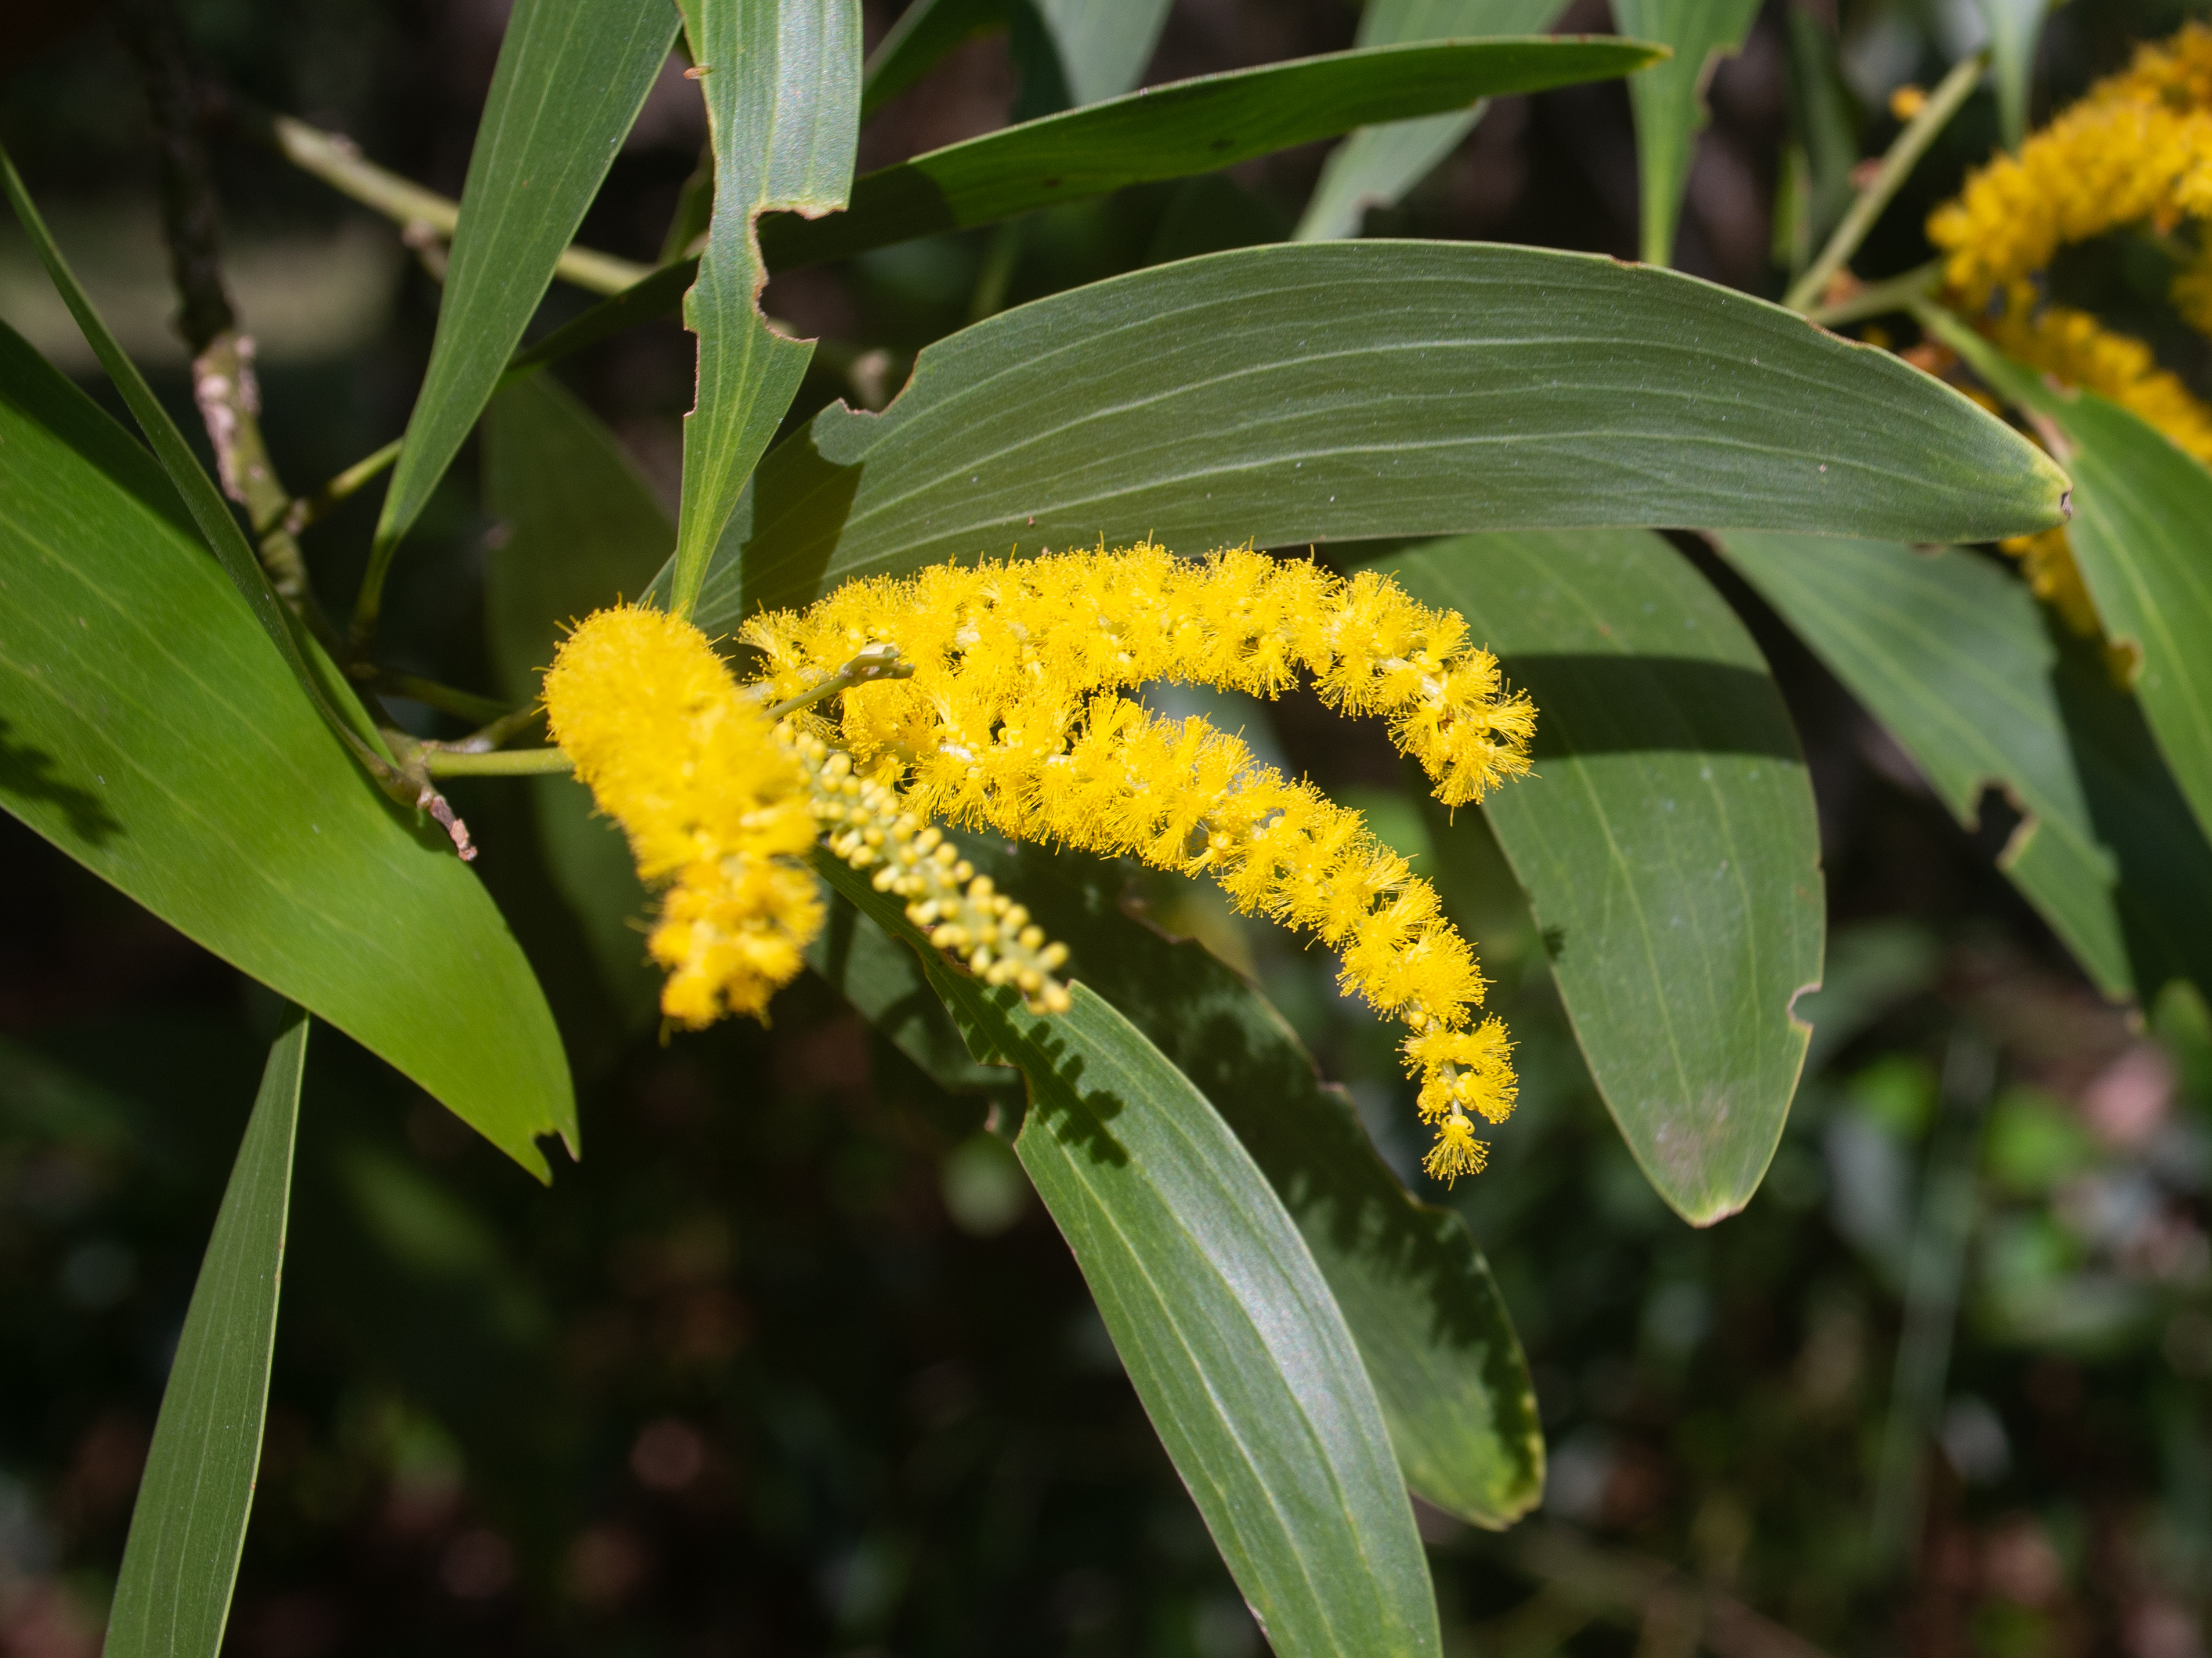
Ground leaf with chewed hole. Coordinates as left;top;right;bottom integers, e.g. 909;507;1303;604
1381;530;1823;1224
1721;531;2212;1004
668;0;862;620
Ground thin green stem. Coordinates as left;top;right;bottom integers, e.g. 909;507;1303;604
1785;50;1987;314
457;702;547;753
231;103;652;296
361;669;511;725
422;747;574;778
284;438;399;536
763;644;916;720
347;537;397;658
1805;259;1942;327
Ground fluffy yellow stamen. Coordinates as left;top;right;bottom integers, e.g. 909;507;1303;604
544;544;1535;1181
743;542;1535;812
1926;21;2212;636
543;605;1072;1027
744;544;1534;1178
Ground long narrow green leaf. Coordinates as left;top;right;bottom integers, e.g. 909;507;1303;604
373;0;678;560
815;844;1542;1522
1931;314;2212;852
103;1007;306;1658
860;0;1003;121
0;148;390;781
1614;0;1761;266
1719;531;2212;1003
1295;0;1566;244
1383;531;1822;1224
977;839;1544;1525
513;34;1657;380
667;241;2068;627
668;0;862;620
820;859;1442;1656
1976;0;2050;149
1032;0;1174;106
764;36;1662;270
0;319;574;1176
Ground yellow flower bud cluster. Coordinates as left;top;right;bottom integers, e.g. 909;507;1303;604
542;604;822;1025
1926;22;2212;635
542;604;1072;1028
742;544;1533;1181
799;739;1072;1015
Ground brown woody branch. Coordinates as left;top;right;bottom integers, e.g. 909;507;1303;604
117;0;478;859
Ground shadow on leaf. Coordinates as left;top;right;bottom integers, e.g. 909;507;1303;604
0;716;122;844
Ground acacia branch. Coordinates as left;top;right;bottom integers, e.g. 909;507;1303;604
115;0;337;642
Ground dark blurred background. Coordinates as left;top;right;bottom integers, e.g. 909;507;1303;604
3;1;2211;1654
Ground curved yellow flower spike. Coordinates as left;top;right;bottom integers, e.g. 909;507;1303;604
1927;21;2212;631
744;544;1535;1180
544;606;1074;1030
746;544;1534;812
545;546;1534;1182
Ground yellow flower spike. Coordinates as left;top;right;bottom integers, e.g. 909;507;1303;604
543;606;823;1027
551;545;1534;1181
544;605;1074;1030
742;544;1535;812
741;545;1538;1181
1923;21;2212;640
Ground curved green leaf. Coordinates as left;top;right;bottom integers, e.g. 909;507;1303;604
669;0;862;618
812;868;1541;1522
1381;530;1823;1225
1719;531;2212;1003
1614;0;1761;266
982;839;1544;1526
670;241;2068;626
1294;0;1566;244
766;35;1661;270
104;1007;306;1658
820;859;1442;1656
1933;315;2212;852
0;321;574;1176
375;0;679;556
